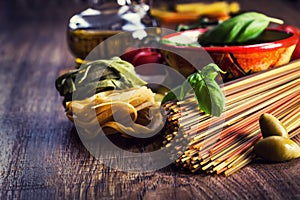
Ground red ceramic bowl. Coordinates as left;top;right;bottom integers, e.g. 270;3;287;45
161;27;299;80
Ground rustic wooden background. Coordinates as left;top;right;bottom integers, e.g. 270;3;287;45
0;0;299;199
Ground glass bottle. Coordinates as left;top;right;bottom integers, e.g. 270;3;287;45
67;0;159;65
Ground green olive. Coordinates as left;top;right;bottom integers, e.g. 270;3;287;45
253;136;300;162
259;113;288;138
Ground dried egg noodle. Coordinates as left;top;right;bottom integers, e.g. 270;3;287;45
66;86;164;137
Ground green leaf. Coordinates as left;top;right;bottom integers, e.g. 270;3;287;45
108;60;147;86
187;72;203;88
198;12;284;46
179;72;203;100
194;80;210;113
162;72;203;105
161;63;226;117
180;80;193;100
200;79;225;117
192;78;225;117
202;63;226;80
161;86;182;104
55;57;147;105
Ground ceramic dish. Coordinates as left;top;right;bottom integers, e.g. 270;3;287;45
161;27;299;80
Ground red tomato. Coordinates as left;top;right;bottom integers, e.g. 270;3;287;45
120;47;151;63
120;47;163;66
131;50;163;66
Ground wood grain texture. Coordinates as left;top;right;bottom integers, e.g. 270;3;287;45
0;0;299;199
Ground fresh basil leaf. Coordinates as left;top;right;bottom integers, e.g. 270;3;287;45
180;80;193;100
235;17;268;43
161;86;181;104
202;63;226;80
194;78;225;117
162;75;198;105
162;72;204;104
180;72;203;101
187;72;203;88
194;80;209;113
204;78;225;116
198;12;283;46
161;63;226;117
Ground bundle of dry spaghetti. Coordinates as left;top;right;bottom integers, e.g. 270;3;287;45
162;60;300;176
66;86;163;138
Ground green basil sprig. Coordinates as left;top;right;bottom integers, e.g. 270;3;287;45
162;63;226;117
198;12;284;46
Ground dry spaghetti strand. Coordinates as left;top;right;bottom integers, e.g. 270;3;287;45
163;60;300;176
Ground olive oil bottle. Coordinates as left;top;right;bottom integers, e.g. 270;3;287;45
67;0;159;65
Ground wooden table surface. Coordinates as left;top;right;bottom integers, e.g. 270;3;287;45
0;0;300;199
